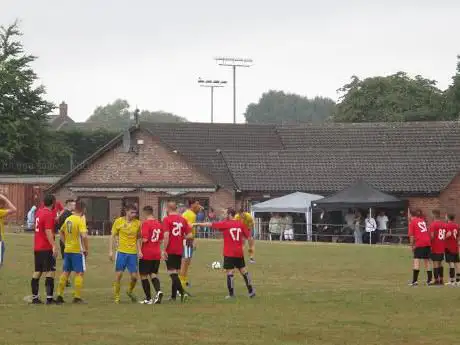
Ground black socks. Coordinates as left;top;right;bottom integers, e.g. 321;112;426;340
152;277;161;292
31;278;39;298
412;269;420;283
227;274;234;296
45;277;54;302
141;279;151;300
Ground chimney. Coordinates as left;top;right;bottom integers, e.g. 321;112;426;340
59;102;68;118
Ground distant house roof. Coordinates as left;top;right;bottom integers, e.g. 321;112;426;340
0;175;63;184
46;121;460;195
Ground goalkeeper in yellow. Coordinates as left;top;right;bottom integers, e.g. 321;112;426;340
56;200;88;304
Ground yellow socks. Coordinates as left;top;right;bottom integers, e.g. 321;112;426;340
57;274;67;297
128;279;137;293
74;275;84;299
113;281;121;302
179;275;187;287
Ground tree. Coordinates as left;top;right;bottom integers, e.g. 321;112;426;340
0;21;55;173
244;90;336;124
334;72;454;122
445;55;460;119
85;99;187;130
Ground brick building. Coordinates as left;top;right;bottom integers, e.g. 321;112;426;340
46;121;460;227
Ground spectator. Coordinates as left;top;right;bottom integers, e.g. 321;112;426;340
205;208;217;238
344;209;355;228
196;207;206;238
364;212;377;244
354;212;363;244
269;213;283;241
376;211;389;234
282;213;294;241
26;205;37;231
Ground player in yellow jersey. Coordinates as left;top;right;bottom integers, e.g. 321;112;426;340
179;200;201;288
56;200;88;304
0;194;16;268
235;208;255;263
109;204;142;303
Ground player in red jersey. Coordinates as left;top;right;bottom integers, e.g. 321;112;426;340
162;201;192;302
195;208;256;299
444;214;460;285
408;209;432;286
30;194;58;304
429;209;446;285
139;206;164;305
39;199;63;222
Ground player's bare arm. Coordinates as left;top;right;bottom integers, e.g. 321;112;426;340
162;231;169;260
82;232;89;257
137;230;143;259
45;228;57;257
109;233;117;261
193;222;211;227
0;194;16;214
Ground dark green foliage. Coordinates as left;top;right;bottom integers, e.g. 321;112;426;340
444;55;460;119
0;22;55;173
244;90;336;124
334;73;456;122
85;99;187;131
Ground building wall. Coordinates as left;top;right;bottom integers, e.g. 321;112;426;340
70;130;212;186
439;172;460;218
408;173;460;221
0;183;49;224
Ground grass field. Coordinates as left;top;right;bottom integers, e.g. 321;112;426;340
0;233;458;345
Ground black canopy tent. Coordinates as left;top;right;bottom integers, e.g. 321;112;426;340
313;179;406;210
313;180;406;245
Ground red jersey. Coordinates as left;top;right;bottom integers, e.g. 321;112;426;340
445;222;459;254
162;214;191;255
408;217;431;248
212;220;250;258
141;219;164;260
34;207;55;252
429;220;447;254
39;201;63;220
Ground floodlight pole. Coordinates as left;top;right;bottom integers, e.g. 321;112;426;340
198;79;227;123
210;86;214;123
232;65;236;124
215;57;253;123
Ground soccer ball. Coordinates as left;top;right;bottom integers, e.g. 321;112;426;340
211;261;222;269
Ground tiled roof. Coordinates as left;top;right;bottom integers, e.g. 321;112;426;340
142;122;284;188
221;147;460;194
277;121;460;149
47;121;460;195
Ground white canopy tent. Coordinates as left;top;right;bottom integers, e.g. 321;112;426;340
251;192;324;241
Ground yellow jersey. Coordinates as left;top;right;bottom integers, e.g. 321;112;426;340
60;214;87;253
111;217;141;254
0;209;8;242
235;212;254;229
182;209;197;237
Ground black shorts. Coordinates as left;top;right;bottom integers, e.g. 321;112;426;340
34;250;56;272
223;256;245;270
414;246;431;259
166;254;182;270
431;252;444;262
139;259;160;275
445;251;460;263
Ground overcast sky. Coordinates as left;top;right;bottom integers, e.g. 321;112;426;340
1;0;459;123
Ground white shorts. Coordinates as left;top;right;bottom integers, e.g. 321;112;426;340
284;229;294;240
